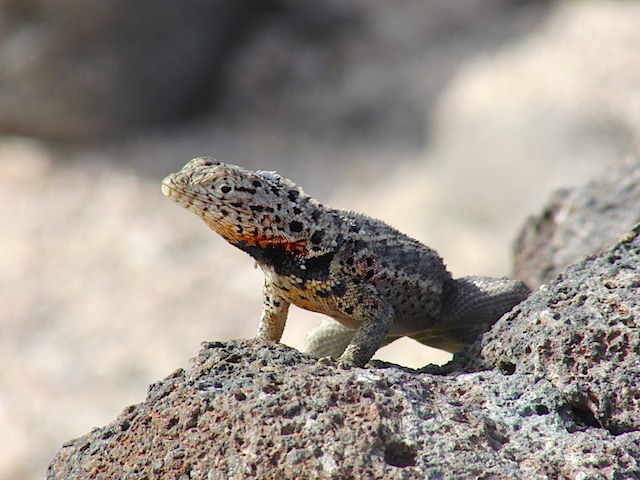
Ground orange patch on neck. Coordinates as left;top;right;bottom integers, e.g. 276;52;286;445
257;237;309;256
204;217;308;255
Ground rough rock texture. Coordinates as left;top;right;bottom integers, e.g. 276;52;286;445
48;223;640;479
48;340;640;480
514;153;640;288
456;223;640;437
0;0;254;140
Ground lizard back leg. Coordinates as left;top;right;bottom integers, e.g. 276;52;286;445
412;276;530;352
315;240;397;367
332;282;394;367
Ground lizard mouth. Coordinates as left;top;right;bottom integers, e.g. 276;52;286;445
161;176;176;198
162;174;243;242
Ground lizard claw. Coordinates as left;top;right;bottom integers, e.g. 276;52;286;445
317;356;337;366
336;355;362;369
336;360;357;370
318;356;359;370
318;355;360;369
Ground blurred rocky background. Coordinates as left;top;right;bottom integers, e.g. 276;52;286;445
2;1;640;478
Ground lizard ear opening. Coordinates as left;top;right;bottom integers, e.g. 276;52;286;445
256;170;283;183
256;170;301;193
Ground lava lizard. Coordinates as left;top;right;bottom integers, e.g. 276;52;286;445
162;157;530;367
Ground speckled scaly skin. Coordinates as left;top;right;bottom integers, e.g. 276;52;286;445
162;157;531;367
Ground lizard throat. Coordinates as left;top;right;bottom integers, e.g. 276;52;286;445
200;213;309;257
234;236;309;256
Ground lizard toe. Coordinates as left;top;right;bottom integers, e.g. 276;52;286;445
317;356;337;366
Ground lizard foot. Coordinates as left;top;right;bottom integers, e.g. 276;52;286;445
318;356;337;366
317;356;360;369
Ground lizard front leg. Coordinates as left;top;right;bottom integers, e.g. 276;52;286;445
256;277;290;342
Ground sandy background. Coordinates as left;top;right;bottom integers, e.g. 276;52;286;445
2;1;640;478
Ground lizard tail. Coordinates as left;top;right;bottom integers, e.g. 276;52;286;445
411;276;531;353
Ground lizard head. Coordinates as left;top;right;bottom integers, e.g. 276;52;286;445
162;157;315;252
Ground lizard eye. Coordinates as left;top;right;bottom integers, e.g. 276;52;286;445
213;177;234;195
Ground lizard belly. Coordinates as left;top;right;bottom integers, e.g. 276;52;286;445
275;280;371;331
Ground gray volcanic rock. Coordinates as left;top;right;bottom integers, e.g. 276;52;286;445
513;154;640;288
458;223;640;436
